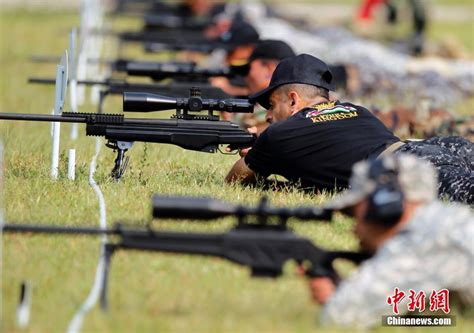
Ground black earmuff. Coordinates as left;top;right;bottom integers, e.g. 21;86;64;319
364;159;404;226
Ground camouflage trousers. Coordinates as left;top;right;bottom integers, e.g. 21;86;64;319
396;136;473;205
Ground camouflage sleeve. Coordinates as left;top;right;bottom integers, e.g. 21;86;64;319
320;204;474;329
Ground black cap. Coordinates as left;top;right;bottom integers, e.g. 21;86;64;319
217;20;259;51
231;40;295;77
249;40;295;63
249;54;335;109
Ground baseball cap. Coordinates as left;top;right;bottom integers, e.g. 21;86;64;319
231;40;296;76
217;20;259;51
249;54;335;109
249;40;296;63
325;154;438;211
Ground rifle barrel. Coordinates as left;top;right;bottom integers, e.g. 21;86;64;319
0;113;86;123
28;77;108;86
2;224;115;235
2;223;224;256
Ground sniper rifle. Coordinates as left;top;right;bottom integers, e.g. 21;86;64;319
2;195;370;310
0;88;255;179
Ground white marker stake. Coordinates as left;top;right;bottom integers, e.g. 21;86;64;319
51;121;61;180
16;282;31;329
51;51;68;180
68;149;76;180
51;63;65;180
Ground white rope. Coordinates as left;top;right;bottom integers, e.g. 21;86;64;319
66;137;107;333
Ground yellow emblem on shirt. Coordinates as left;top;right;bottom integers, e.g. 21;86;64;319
306;102;359;123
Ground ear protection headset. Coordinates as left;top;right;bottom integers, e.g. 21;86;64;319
364;158;404;226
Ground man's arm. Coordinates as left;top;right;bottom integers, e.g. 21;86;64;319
225;128;274;185
225;157;257;185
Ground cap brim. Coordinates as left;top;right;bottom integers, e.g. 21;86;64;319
230;63;250;77
324;189;366;211
249;84;281;109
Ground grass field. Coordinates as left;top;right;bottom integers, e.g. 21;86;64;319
1;7;473;333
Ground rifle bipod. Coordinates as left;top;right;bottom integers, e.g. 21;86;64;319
107;141;133;179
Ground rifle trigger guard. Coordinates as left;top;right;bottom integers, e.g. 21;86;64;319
217;146;239;155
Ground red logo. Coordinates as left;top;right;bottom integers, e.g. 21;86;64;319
430;289;450;314
407;289;426;312
387;288;450;314
387;288;405;314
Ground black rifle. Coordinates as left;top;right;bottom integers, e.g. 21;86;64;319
2;195;369;310
142;13;214;31
28;57;232;81
118;30;208;44
0;88;255;179
103;31;225;53
143;40;225;54
112;59;232;81
28;76;231;98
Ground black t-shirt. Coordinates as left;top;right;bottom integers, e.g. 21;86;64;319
244;101;399;191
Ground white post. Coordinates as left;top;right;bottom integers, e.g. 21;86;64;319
51;121;61;180
16;282;31;329
51;51;68;180
68;149;76;180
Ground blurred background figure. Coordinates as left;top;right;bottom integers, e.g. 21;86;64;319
208;20;260;97
355;0;427;55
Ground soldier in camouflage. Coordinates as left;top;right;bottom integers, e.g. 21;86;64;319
395;136;473;204
310;154;473;329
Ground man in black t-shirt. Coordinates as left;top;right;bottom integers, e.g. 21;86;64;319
225;54;473;204
225;54;400;192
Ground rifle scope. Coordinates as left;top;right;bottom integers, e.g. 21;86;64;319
123;88;254;114
152;195;332;222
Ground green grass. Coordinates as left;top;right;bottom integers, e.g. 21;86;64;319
1;8;473;333
428;20;474;54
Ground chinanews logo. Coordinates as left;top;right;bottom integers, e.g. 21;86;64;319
382;288;455;327
306;102;358;123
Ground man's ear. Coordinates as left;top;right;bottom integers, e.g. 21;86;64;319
288;91;300;110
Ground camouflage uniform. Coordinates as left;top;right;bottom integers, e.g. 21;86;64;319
321;201;474;328
323;154;474;328
396;136;473;205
